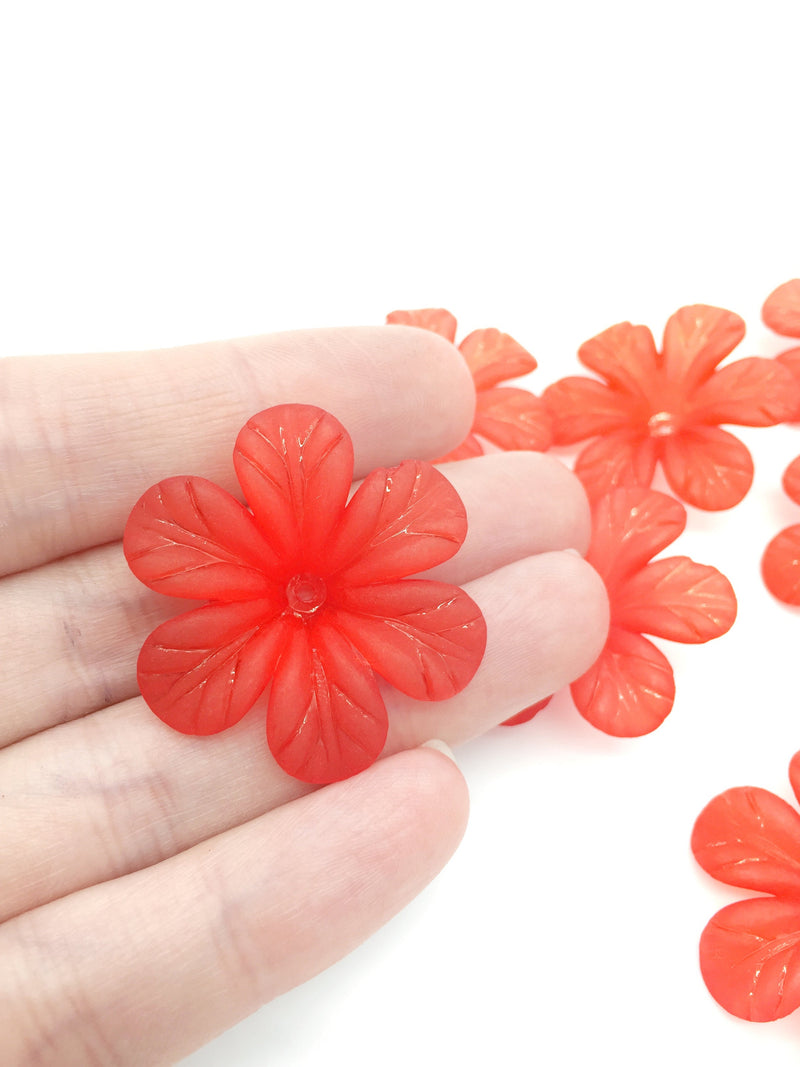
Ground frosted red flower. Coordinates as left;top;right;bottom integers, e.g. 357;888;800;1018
544;304;800;510
763;279;800;422
570;488;736;736
762;454;800;605
691;751;800;1021
123;404;487;785
386;307;552;460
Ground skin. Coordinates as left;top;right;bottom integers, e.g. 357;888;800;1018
0;326;609;1065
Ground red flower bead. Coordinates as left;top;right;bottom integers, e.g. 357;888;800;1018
544;305;800;510
762;454;800;605
123;404;487;785
691;751;800;1021
386;307;553;459
763;280;800;423
500;695;552;727
571;488;736;736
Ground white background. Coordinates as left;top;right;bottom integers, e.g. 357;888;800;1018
3;2;800;1064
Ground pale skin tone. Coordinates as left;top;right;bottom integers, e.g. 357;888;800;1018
0;326;609;1065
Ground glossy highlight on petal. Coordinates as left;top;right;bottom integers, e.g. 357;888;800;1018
700;897;800;1022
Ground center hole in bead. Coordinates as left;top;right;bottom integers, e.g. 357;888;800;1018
286;573;327;616
647;411;680;438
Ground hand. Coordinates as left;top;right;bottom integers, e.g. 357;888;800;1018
0;326;607;1065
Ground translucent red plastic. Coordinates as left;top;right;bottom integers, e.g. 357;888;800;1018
386;307;553;459
570;488;737;736
762;454;800;604
123;404;487;785
543;304;800;510
763;280;800;422
691;751;800;1021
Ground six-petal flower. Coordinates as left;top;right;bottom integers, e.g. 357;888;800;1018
386;307;553;459
691;751;800;1021
544;304;800;510
123;404;487;785
569;488;736;736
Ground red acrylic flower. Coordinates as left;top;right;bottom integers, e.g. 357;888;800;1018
123;404;487;785
763;279;800;423
691;751;800;1021
762;453;800;605
386;307;553;460
544;304;800;510
570;488;736;736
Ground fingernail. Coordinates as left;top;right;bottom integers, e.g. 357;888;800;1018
563;547;583;557
421;738;458;764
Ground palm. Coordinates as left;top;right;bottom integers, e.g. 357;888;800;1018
0;326;606;1065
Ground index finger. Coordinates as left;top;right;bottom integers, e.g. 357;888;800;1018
0;326;474;576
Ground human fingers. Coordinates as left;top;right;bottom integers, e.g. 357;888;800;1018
0;746;468;1067
0;552;607;923
0;325;474;576
1;451;590;747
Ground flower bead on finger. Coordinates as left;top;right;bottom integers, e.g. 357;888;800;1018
386;307;553;459
543;304;800;510
123;404;487;785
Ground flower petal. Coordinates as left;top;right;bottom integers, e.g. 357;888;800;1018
586;488;687;591
330;580;487;700
266;616;387;784
783;455;800;507
436;434;484;463
501;696;553;726
762;524;800;605
691;785;800;895
234;405;354;572
123;476;283;599
699;897;800;1022
790;751;800;810
578;321;660;399
777;348;800;422
613;555;737;642
660;425;754;510
763;280;800;338
574;430;658;504
473;387;553;451
689;357;800;426
660;304;745;390
386;307;458;342
137;598;288;735
543;376;638;444
326;460;467;584
570;626;675;737
458;328;536;389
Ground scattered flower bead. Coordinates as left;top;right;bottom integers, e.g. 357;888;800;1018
544;305;800;510
691;751;800;1021
570;488;736;736
386;307;552;459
